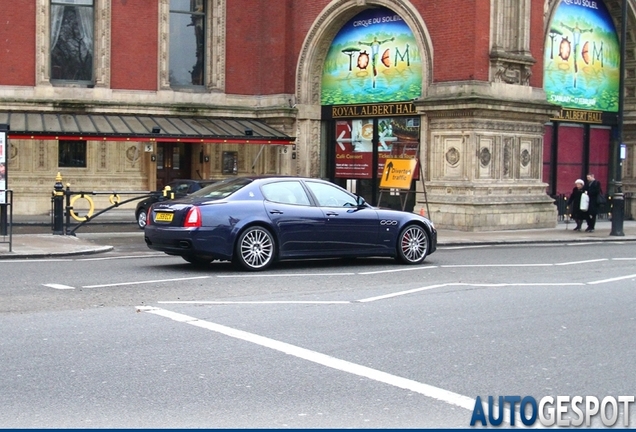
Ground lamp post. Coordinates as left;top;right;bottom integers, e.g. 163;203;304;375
611;0;627;237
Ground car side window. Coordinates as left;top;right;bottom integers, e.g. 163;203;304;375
305;182;357;207
169;182;191;194
262;181;311;206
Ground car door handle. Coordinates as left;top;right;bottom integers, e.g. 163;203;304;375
269;210;284;214
325;212;339;216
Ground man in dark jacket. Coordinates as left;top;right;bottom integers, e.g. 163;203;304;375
584;173;602;232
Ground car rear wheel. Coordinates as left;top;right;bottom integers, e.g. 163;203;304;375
136;209;147;229
234;226;275;271
396;224;429;264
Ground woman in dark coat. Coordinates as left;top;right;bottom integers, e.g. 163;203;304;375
567;179;587;231
584;173;602;232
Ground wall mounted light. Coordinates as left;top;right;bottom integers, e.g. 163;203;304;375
244;128;253;136
152;126;161;134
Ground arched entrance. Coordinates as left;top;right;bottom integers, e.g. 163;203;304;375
296;0;432;195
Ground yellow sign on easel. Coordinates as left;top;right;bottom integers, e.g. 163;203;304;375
380;158;417;189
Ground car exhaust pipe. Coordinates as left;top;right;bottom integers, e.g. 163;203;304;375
178;240;191;249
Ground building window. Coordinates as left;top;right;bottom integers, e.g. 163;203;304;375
50;0;94;83
58;140;87;168
169;0;205;87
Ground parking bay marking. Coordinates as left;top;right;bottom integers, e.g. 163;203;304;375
43;276;211;290
43;283;76;290
137;306;480;416
41;257;633;291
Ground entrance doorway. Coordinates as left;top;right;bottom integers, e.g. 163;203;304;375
326;116;420;211
156;143;192;190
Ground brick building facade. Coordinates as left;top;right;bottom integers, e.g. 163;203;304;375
0;0;634;230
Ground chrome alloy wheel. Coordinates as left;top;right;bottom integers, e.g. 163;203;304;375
137;210;147;229
236;226;275;270
397;224;428;264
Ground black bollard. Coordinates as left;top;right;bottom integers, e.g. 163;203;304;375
52;172;64;235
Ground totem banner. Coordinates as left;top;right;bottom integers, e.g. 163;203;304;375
321;7;422;105
544;0;620;113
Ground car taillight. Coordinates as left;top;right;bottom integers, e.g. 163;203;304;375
146;208;152;225
184;206;202;228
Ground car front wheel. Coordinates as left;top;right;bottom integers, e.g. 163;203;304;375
396;224;429;264
234;226;275;271
136;209;147;229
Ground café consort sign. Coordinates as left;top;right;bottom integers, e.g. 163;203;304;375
322;102;417;119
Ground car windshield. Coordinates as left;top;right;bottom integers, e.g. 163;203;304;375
188;177;253;200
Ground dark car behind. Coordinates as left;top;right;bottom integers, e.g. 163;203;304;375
135;179;218;228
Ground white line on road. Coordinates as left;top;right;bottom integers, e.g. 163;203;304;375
358;283;454;303
43;283;75;290
357;282;584;303
83;276;210;288
158;300;350;305
0;259;72;263
588;273;636;285
217;272;356;278
77;253;166;261
441;264;553;268
358;265;437;275
136;306;479;414
555;258;607;266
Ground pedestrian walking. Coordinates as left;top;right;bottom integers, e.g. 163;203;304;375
584;173;602;232
567;179;587;231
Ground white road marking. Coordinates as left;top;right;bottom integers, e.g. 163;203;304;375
39;255;635;293
441;264;553;268
357;283;584;303
554;258;607;266
439;245;491;250
0;259;72;263
83;276;210;288
77;253;166;261
358;284;454;303
588;273;636;285
158;300;350;305
137;306;480;415
43;283;75;290
217;272;355;278
358;265;437;275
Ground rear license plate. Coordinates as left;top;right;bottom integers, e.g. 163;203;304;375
154;212;173;222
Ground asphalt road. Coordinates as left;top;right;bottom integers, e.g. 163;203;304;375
1;233;635;428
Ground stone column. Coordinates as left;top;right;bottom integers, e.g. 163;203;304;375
415;82;559;231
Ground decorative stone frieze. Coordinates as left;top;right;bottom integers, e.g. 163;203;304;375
415;89;558;230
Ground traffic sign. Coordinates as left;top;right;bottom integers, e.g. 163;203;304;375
379;158;417;189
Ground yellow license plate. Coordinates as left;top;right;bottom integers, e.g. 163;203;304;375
154;212;173;222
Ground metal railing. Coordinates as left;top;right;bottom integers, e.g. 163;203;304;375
554;192;633;222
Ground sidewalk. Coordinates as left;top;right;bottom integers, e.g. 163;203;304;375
1;211;635;258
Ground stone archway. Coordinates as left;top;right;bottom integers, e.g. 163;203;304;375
294;0;434;178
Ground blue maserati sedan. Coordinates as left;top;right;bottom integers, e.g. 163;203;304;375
144;176;437;271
